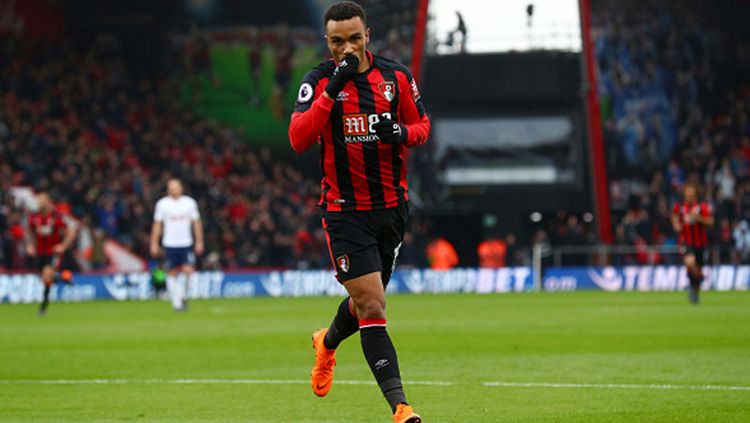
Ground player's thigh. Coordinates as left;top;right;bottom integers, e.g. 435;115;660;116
35;255;53;273
693;247;706;267
41;265;56;284
378;204;408;286
165;247;192;271
683;252;696;268
322;211;380;282
181;249;197;273
344;271;386;319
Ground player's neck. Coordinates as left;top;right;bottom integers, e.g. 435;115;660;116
358;58;370;73
358;50;371;73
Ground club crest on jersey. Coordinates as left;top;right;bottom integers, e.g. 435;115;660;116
336;255;350;273
378;81;395;102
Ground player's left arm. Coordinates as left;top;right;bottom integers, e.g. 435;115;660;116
671;204;682;233
54;215;78;254
192;219;204;255
694;203;715;227
396;70;430;147
191;200;204;255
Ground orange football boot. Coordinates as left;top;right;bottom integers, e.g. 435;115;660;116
393;404;421;423
311;328;336;397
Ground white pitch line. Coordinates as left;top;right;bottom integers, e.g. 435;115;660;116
482;381;750;392
0;379;747;392
0;378;453;387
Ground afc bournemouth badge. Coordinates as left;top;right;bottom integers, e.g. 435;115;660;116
378;81;395;102
336;255;350;273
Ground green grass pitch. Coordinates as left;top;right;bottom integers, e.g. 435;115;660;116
1;291;749;422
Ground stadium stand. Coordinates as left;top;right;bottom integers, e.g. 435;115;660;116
4;0;748;272
0;37;328;270
591;0;750;264
0;4;425;272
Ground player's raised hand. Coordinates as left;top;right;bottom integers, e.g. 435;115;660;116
325;53;359;98
372;119;408;145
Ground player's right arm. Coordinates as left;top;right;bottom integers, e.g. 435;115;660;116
671;204;682;233
288;66;334;154
150;221;162;257
25;215;36;257
150;200;164;257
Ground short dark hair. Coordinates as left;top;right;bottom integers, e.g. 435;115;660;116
323;1;367;28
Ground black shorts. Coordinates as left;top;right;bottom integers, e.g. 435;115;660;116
322;203;408;285
35;255;60;272
680;246;706;267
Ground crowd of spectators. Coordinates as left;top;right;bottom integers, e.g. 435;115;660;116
0;3;429;272
0;37;328;270
592;1;750;265
15;2;749;272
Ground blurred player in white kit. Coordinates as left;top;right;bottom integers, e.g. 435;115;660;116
149;178;204;311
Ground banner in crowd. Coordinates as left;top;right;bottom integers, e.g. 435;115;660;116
0;267;533;304
543;265;750;292
2;265;747;304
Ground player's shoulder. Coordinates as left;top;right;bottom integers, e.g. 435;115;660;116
302;60;336;83
155;196;171;208
182;195;198;206
373;54;413;78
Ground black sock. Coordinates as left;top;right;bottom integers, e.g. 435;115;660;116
40;285;51;313
360;320;407;413
323;297;359;350
688;270;702;291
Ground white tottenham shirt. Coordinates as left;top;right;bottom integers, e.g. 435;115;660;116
154;195;200;248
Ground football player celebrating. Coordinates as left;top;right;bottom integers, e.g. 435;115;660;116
289;2;429;422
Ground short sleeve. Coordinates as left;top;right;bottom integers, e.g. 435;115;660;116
190;198;200;220
154;200;165;222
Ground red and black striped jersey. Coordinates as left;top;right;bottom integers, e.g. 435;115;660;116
288;50;430;212
673;201;712;248
28;211;69;256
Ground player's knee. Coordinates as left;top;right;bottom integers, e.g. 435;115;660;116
357;298;386;320
42;267;55;282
